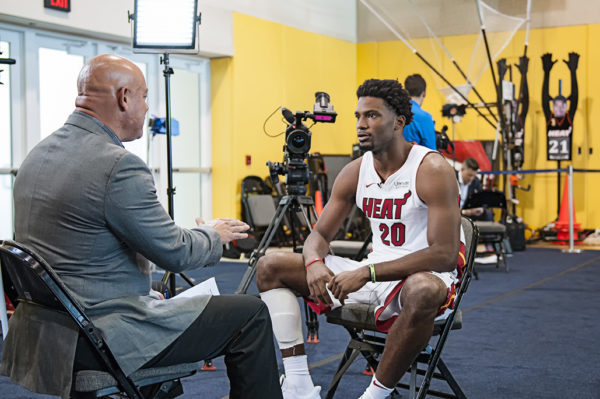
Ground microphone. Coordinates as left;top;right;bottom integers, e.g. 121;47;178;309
281;107;295;124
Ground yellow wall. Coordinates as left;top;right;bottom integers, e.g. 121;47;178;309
213;14;599;229
358;25;599;229
211;13;357;218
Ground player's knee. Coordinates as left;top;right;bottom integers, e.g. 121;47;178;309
256;253;283;292
401;273;446;313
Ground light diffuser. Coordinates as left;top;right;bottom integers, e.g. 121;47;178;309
132;0;198;52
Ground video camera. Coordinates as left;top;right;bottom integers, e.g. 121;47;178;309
267;92;337;195
436;125;454;153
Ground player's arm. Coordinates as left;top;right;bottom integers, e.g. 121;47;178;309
302;158;361;305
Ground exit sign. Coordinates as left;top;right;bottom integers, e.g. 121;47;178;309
44;0;70;12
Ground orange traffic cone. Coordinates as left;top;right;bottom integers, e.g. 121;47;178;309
314;190;323;218
554;174;581;243
201;359;216;371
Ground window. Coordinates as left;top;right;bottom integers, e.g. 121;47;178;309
0;38;14;239
38;47;84;139
0;24;212;237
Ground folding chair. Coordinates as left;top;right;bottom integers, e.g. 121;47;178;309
0;240;197;399
325;216;478;399
463;190;509;273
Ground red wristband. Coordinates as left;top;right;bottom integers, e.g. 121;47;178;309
305;257;324;270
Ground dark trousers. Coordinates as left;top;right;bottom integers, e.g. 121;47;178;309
74;295;283;399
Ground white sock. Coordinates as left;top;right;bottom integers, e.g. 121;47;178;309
360;374;394;399
282;355;315;392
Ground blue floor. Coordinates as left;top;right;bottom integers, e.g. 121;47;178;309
1;248;600;398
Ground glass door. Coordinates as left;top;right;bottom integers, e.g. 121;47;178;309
0;29;22;239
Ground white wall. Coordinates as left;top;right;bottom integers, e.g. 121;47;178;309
0;1;234;57
202;0;357;42
0;0;358;57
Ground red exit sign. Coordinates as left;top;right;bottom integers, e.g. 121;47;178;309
44;0;71;12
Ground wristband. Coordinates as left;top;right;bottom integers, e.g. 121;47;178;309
305;257;324;270
369;264;376;283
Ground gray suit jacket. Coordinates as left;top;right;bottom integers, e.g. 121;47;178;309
1;112;223;398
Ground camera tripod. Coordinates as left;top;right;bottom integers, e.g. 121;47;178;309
236;193;321;343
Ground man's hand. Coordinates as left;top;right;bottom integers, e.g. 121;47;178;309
328;267;370;305
150;289;165;300
196;217;249;245
541;53;556;72
563;52;579;71
305;261;334;307
462;207;484;217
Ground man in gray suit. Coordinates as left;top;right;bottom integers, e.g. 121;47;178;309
1;54;283;399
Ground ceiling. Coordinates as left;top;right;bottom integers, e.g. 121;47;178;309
357;0;600;42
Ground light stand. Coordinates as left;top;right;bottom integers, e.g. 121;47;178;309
162;53;175;219
158;53;196;292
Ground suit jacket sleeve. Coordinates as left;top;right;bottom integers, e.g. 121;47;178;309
104;152;222;272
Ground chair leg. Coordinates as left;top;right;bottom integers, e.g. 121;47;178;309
435;358;466;399
325;345;361;399
141;378;184;399
500;241;509;272
409;361;418;399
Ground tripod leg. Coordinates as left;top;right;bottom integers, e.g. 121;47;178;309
236;198;294;294
304;303;320;344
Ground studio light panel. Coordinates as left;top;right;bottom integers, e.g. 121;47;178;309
133;0;198;51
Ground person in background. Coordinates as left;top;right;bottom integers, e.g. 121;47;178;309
457;157;493;223
402;74;436;150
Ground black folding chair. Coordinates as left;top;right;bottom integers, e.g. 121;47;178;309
324;217;478;399
463;190;509;273
0;240;197;399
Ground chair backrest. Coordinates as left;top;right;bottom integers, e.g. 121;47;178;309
0;240;86;316
463;189;507;222
241;175;270;196
456;216;479;299
0;240;144;398
463;189;507;210
246;195;277;227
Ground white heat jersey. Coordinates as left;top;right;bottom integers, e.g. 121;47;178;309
356;145;462;266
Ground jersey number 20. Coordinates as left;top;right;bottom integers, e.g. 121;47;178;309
379;222;406;246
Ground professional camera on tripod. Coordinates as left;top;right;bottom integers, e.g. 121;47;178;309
237;92;337;295
267;91;337;195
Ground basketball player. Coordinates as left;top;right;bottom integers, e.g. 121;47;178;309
257;79;465;399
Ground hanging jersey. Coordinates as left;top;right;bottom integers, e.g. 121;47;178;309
546;113;573;161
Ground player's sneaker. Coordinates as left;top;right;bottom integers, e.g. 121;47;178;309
280;374;322;399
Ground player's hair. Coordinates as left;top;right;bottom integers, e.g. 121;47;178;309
356;79;413;125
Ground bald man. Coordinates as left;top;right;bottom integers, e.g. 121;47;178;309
1;54;282;399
